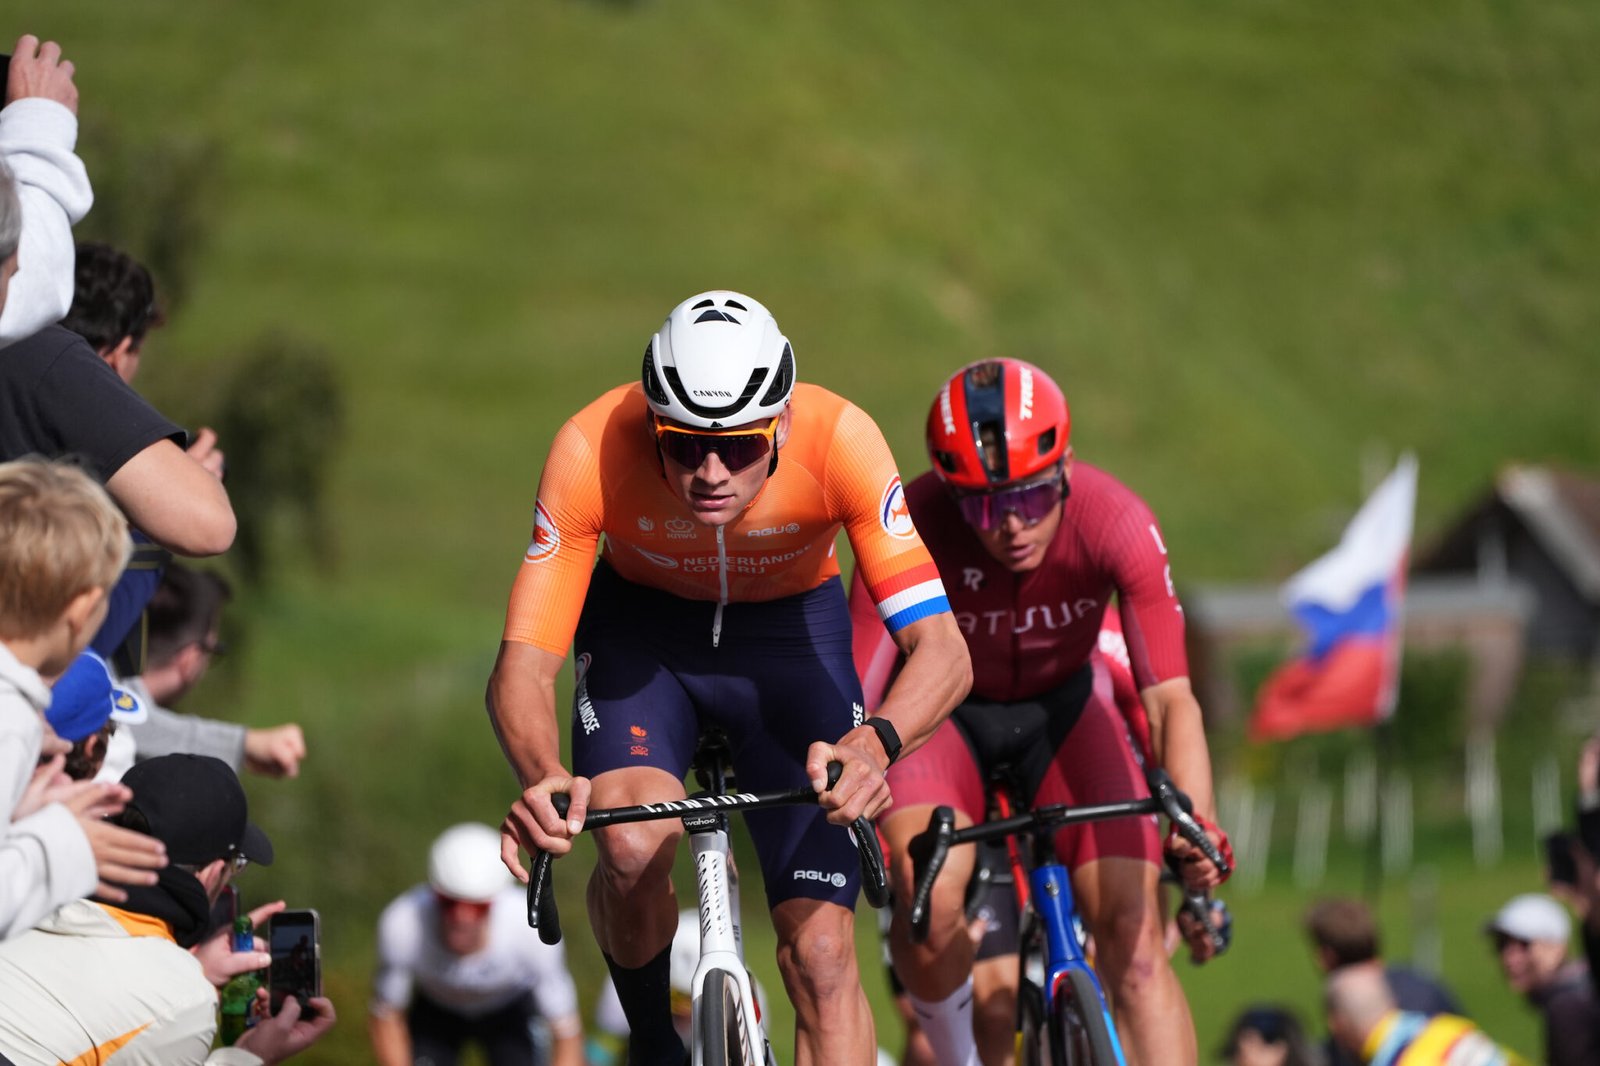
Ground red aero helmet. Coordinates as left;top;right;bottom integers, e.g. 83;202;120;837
925;358;1070;489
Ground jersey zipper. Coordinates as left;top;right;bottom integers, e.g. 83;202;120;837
712;524;729;647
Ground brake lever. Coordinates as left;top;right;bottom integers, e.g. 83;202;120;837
908;806;957;943
524;793;569;945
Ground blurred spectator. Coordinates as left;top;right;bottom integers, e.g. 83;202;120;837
0;753;335;1063
57;241;227;670
0;318;234;559
0;457;164;938
1324;965;1521;1066
371;823;582;1066
1572;735;1600;997
0;35;92;347
44;649;144;782
1484;893;1600;1066
1304;897;1459;1066
96;563;307;781
1217;1004;1318;1066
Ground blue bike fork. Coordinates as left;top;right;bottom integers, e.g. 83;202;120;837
1030;865;1129;1065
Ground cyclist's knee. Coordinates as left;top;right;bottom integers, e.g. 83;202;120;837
592;821;681;893
777;921;856;1005
1094;897;1170;988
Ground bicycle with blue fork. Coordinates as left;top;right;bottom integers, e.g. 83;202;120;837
908;769;1229;1066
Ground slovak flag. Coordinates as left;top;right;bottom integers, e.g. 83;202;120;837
1251;454;1418;742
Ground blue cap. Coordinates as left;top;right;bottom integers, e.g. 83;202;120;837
46;651;147;743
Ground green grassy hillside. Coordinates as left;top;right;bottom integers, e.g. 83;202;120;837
7;1;1598;1061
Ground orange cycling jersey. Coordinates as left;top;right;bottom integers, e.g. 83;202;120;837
504;382;950;655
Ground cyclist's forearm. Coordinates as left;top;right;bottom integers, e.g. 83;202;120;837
1146;683;1217;824
368;1009;412;1066
486;640;568;787
871;612;972;761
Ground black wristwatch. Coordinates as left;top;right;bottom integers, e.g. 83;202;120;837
863;717;902;767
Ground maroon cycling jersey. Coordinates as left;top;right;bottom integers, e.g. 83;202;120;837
897;463;1188;702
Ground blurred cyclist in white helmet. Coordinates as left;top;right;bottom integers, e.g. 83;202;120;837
370;823;584;1066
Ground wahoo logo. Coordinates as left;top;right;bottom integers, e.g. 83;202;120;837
524;501;561;563
879;476;916;540
794;869;847;888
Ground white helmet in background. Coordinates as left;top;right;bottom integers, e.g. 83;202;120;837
642;291;795;429
428;823;511;903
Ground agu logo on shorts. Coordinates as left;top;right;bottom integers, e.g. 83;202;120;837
879;476;915;540
525;500;561;563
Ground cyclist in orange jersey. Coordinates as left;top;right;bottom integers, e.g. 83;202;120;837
488;291;972;1066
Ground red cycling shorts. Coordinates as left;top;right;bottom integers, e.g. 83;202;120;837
884;662;1160;870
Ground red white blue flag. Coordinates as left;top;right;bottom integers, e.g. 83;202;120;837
1251;455;1418;742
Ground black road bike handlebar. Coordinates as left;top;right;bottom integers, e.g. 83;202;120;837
525;761;890;945
908;768;1229;943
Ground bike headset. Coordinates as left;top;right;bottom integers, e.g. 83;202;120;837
642;290;796;479
925;357;1072;527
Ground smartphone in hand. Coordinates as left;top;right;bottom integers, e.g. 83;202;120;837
268;908;321;1015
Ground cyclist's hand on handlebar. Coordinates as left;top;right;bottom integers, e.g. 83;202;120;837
500;773;592;880
806;736;891;825
1175;896;1231;964
1163;813;1233;891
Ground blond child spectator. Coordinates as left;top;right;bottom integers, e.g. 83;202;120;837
0;457;164;937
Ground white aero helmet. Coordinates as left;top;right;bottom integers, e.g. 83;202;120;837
642;290;795;429
428;823;512;903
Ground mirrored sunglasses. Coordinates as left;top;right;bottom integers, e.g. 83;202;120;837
953;474;1064;530
654;418;778;474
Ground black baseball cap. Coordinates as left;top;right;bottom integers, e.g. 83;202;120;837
122;754;274;867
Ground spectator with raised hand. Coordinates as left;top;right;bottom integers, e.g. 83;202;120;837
0;753;336;1064
0;458;167;938
54;240;235;671
1484;892;1600;1066
0;34;92;346
95;563;307;781
0;302;233;565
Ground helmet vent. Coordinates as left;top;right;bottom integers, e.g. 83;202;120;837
695;309;739;324
723;298;748;311
641;342;669;405
1037;428;1057;455
757;343;794;407
933;450;959;475
692;299;715;310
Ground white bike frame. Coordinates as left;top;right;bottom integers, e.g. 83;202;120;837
688;824;771;1066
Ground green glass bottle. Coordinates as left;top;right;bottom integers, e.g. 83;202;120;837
218;916;260;1045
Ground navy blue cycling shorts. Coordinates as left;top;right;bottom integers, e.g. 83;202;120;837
570;562;865;910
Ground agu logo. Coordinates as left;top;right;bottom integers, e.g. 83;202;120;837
525;500;561;563
879;476;915;540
